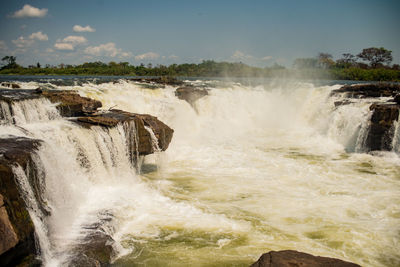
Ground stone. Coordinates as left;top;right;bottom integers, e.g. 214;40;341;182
251;250;360;267
1;82;20;89
331;83;400;98
175;86;208;106
0;88;102;118
394;94;400;104
129;76;184;86
77;109;174;156
366;103;400;151
0;195;19;255
0;136;42;266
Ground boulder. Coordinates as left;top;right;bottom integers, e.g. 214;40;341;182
40;89;102;117
1;82;20;89
366;103;400;151
0;136;42;266
331;83;400;98
175;86;208;106
251;250;360;267
77;109;174;156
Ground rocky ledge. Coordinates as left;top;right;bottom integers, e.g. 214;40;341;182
332;83;400;152
0;137;42;266
0;88;102;117
77;109;174;156
251;250;360;267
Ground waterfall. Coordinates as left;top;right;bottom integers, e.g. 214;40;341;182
12;165;53;264
2;79;399;267
0;98;60;125
392;113;400;153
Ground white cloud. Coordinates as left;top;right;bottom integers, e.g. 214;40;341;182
46;48;54;53
0;40;8;51
12;36;34;48
29;31;48;41
73;25;96;32
231;50;254;60
168;54;179;60
261;56;272;61
53;36;87;51
135;52;160;61
84;42;132;58
61;35;87;44
54;43;74;51
12;4;48;18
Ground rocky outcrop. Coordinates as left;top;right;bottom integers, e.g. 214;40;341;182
0;137;42;266
175;86;208;106
77;109;174;156
331;83;400;98
129;76;184;86
40;89;102;116
1;82;20;89
251;250;360;267
332;83;400;151
0;88;102;117
366;103;399;151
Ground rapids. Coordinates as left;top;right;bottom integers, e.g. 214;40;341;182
1;78;399;266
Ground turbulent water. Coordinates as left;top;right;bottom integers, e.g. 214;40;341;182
1;77;399;267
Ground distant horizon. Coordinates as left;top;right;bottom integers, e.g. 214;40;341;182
1;0;399;67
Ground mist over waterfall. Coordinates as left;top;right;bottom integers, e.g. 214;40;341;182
1;78;399;267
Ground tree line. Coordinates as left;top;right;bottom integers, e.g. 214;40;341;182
1;47;399;81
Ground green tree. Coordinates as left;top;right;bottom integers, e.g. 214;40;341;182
357;47;392;68
1;56;17;68
317;53;334;69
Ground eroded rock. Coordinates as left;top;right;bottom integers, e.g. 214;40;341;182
366;103;400;151
175;86;208;106
1;82;20;89
77;109;174;156
0;136;42;266
129;76;184;86
251;250;360;267
331;83;400;98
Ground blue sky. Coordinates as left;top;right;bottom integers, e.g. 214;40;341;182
0;0;399;67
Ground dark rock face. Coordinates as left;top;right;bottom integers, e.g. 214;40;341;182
331;83;400;98
175;86;208;106
77;109;174;156
366;103;400;151
40;89;102;116
0;137;42;266
251;250;360;267
332;83;400;152
1;82;20;89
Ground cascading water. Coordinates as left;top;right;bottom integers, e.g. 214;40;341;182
1;79;399;267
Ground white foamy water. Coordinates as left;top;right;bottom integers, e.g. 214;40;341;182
1;79;399;267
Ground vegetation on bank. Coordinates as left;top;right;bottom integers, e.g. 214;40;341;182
1;47;399;81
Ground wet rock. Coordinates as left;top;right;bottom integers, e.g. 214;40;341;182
129;76;184;86
175;86;208;106
69;231;114;267
1;82;20;89
366;103;400;151
0;136;42;266
0;88;102;117
331;83;400;98
77;109;174;155
394;94;400;104
251;250;360;267
40;89;102;116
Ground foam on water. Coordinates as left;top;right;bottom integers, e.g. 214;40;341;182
1;79;399;266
